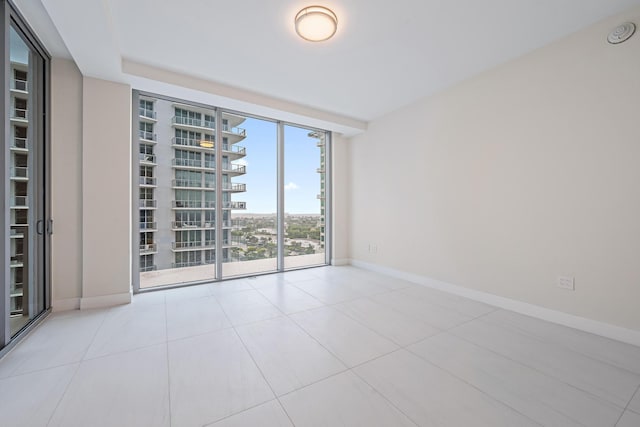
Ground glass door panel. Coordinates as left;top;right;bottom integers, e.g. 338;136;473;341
137;96;217;288
222;113;278;278
7;24;46;336
283;125;327;269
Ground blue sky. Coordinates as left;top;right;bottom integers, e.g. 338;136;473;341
235;119;323;214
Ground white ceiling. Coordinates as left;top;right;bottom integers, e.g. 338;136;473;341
14;0;640;125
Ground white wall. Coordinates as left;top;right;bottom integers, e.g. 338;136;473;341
50;58;83;310
349;7;640;331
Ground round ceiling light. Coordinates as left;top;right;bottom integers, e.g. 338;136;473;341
295;6;338;42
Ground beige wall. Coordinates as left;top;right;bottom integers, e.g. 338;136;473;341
349;7;640;330
331;134;350;263
80;77;132;306
50;58;83;309
51;64;133;309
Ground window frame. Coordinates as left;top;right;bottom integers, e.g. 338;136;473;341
131;91;332;293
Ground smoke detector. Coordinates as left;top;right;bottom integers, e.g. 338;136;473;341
607;22;636;44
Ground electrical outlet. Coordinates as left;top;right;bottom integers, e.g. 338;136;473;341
557;276;575;291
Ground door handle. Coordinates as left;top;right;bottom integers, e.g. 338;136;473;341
46;218;53;235
36;219;44;235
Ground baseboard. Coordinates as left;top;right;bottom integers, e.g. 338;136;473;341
351;259;640;347
52;297;81;312
80;291;132;310
331;258;351;266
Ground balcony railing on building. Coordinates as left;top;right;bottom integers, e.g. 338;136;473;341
139;108;156;120
171;221;215;229
223;144;246;155
11;196;28;208
172;116;216;130
140;243;157;254
11;137;27;150
11;79;27;92
223;164;246;174
139;199;157;208
11;108;27;120
172;260;202;268
172;240;215;250
172;158;202;168
222;124;246;136
172;179;202;188
172;137;214;149
221;182;246;192
10;229;25;238
139;130;157;141
139;153;156;164
140;221;157;230
139;176;157;186
140;265;157;272
172;200;203;208
10;167;28;179
10;255;24;267
222;201;246;210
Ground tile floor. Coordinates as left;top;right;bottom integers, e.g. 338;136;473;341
1;266;640;426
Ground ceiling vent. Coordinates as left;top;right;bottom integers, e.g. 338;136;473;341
607;22;636;44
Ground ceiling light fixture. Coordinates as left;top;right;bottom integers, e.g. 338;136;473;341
295;6;338;42
607;22;636;44
199;140;214;148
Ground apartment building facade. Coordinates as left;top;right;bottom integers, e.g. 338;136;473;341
9;59;29;319
137;97;247;273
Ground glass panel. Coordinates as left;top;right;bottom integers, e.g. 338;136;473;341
137;97;217;288
8;25;44;336
222;113;278;277
134;93;330;287
283;125;327;269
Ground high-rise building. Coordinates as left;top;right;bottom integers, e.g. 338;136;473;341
310;131;326;249
9;60;30;318
136;98;247;273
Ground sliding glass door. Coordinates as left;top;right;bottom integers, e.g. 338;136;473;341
2;1;50;349
221;113;278;278
284;125;327;269
135;97;220;288
133;92;330;290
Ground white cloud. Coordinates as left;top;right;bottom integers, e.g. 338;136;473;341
285;182;299;191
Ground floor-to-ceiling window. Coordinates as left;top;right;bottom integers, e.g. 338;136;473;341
284;124;327;270
221;113;278;278
1;0;50;352
133;92;330;290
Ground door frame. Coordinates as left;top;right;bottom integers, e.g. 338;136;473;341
0;0;51;355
